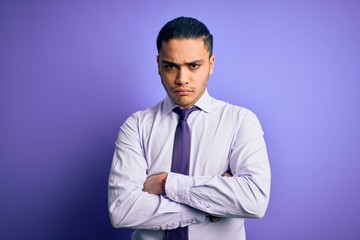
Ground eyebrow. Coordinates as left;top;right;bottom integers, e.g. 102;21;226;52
161;59;204;67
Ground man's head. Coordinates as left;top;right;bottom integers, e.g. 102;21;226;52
157;17;215;109
156;16;213;58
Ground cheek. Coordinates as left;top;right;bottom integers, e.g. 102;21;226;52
160;75;173;89
195;71;209;85
162;71;179;84
160;69;173;79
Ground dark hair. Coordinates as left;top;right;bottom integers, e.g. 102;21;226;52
156;16;213;57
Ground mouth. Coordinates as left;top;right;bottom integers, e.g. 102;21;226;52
173;89;193;96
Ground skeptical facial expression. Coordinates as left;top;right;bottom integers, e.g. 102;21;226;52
157;38;215;109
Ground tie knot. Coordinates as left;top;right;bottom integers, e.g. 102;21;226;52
173;107;198;121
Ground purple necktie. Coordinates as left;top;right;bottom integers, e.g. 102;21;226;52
165;106;198;240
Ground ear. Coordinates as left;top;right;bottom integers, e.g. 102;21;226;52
157;55;161;75
209;55;215;75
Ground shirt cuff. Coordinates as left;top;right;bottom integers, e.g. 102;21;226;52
165;172;191;204
179;202;206;227
165;172;206;227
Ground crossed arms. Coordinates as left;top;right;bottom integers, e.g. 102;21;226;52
108;112;271;230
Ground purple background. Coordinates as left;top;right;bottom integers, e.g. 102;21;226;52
1;0;359;239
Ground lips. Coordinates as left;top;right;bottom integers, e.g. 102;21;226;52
174;89;193;96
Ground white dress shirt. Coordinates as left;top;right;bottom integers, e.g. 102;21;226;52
108;89;271;240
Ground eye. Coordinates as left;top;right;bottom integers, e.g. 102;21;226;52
189;63;200;69
164;64;176;71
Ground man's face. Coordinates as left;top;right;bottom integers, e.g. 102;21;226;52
157;38;215;109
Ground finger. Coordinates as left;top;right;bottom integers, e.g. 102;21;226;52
222;171;232;177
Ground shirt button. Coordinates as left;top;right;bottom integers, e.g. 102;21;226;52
191;219;197;224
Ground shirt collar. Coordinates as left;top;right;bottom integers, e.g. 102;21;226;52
161;88;214;116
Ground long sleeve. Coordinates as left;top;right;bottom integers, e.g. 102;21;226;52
108;91;271;239
164;110;271;218
108;114;206;230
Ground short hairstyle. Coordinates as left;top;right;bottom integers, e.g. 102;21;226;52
156;16;213;57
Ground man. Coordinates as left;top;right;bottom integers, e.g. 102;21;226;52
108;16;271;240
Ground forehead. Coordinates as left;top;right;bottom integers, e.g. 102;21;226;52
159;38;209;61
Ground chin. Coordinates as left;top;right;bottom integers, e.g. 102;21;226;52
176;99;191;106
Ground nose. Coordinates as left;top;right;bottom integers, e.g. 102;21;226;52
175;67;189;85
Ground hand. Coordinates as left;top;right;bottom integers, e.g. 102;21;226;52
222;170;233;177
143;172;168;195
